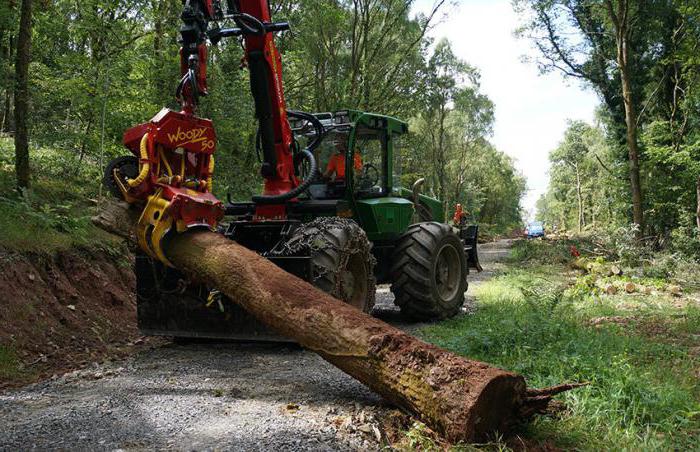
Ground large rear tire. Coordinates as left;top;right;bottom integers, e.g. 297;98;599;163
282;218;376;313
390;222;467;320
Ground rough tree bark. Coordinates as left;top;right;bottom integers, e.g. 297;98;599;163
605;0;644;232
1;32;13;133
575;164;584;233
93;202;580;443
14;0;32;190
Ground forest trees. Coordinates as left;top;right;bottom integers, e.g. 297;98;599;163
274;0;446;115
537;121;616;232
550;122;591;233
14;0;32;190
521;0;700;247
1;0;526;232
413;40;484;211
514;0;656;231
407;39;524;230
0;0;15;134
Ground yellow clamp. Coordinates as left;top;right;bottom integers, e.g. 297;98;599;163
136;188;175;267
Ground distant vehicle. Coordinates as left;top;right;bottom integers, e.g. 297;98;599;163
526;221;545;238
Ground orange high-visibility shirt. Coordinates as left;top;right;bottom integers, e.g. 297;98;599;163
326;153;362;179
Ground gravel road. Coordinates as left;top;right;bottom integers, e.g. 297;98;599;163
0;240;512;451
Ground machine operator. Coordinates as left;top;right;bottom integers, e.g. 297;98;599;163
323;139;362;181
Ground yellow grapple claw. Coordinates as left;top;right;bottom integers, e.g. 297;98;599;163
136;189;176;267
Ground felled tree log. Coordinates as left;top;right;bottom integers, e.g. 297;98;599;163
94;201;579;443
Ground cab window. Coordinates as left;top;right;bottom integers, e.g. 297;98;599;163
353;127;386;198
391;132;403;190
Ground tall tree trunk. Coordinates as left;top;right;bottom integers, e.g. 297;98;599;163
14;0;32;190
1;87;10;133
151;0;166;100
575;166;584;232
436;105;448;216
1;32;12;132
620;64;644;232
608;0;644;232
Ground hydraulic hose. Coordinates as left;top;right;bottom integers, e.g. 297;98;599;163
175;69;198;105
207;156;215;192
128;134;151;187
251;149;317;204
159;145;174;177
251;110;324;205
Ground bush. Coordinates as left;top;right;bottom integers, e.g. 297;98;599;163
670;224;700;260
592;224;651;268
508;238;574;264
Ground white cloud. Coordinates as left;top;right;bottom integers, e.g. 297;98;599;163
414;0;599;219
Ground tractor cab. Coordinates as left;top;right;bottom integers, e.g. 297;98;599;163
293;110;398;202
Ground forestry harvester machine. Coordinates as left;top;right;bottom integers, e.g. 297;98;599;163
104;0;482;340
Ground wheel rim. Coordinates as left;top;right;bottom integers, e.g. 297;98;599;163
434;243;461;301
339;253;369;311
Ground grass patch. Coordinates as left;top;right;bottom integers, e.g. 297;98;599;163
0;195;122;253
507;238;575;264
420;267;700;450
0;345;25;383
0;138;123;254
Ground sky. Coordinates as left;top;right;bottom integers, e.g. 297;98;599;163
414;0;599;219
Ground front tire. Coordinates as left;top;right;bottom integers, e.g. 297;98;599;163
390;222;467;320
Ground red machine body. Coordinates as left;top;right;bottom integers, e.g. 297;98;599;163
177;0;300;220
237;1;296;199
122;108;223;232
123;108;216;157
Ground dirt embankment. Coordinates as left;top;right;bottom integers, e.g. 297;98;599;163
0;248;142;388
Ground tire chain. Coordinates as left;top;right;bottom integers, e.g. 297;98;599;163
265;217;377;289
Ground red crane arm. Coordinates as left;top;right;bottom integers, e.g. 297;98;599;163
236;0;296;197
179;0;297;199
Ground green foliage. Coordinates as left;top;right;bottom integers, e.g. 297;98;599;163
536;121;624;233
407;39;525;231
2;0;525;234
0;138;125;254
523;1;700;254
583;226;700;286
0;345;23;382
508;238;576;265
420;267;700;450
402;422;442;450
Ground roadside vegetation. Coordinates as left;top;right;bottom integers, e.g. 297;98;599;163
0;345;25;383
416;237;699;450
0;138;124;254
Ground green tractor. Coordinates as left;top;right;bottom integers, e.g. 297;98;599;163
135;110;481;340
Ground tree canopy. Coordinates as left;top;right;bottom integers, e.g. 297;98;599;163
1;0;526;233
520;0;700;253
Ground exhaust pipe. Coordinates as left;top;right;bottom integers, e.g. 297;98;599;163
412;178;425;205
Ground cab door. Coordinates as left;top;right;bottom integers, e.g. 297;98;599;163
347;115;413;242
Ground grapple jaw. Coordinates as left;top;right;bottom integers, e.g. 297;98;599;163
105;108;224;266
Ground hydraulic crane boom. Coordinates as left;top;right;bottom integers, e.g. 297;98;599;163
180;0;324;212
107;0;319;264
180;0;311;205
235;1;295;191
